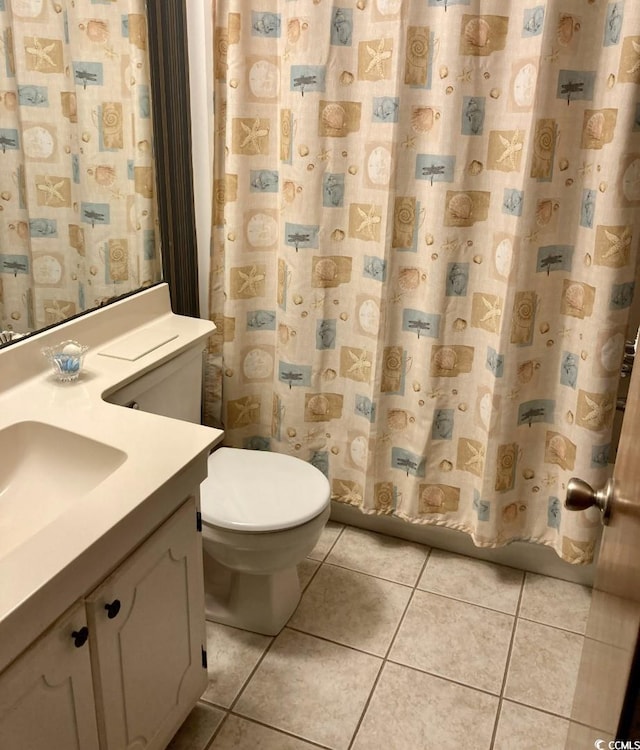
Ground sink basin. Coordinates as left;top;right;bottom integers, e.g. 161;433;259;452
0;421;127;558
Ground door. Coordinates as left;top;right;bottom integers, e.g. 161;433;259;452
0;602;100;750
565;335;640;747
86;496;208;750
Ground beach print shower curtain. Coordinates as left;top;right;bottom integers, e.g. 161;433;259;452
206;0;640;563
0;0;160;334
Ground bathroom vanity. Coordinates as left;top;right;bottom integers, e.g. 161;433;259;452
0;284;223;749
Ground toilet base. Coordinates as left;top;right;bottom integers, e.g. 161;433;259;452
203;553;301;636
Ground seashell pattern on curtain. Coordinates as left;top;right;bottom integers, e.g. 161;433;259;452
0;0;160;334
206;0;640;564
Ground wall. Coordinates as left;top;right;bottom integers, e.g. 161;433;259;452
186;0;213;320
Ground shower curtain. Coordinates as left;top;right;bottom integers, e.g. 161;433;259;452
0;0;160;334
205;0;640;564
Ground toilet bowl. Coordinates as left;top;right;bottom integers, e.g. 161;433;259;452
200;447;331;635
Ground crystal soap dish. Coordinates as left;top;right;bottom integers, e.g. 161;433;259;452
42;340;89;382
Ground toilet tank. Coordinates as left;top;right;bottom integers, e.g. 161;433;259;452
105;346;204;424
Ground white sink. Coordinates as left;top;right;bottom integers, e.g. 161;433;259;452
0;421;127;558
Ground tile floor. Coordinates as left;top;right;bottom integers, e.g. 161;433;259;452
167;522;595;750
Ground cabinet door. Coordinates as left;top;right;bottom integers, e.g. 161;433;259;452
0;602;100;750
87;496;207;750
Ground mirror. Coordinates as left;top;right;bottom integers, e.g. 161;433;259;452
0;0;198;346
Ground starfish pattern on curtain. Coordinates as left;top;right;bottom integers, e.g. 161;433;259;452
0;0;160;334
206;0;640;564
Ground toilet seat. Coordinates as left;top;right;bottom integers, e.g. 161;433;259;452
200;447;331;532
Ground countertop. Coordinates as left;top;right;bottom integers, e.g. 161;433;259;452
0;284;224;672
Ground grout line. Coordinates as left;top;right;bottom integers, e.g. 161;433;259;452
516;613;588;636
345;658;385;750
316;522;347;562
203;710;229;750
316;559;418;589
283;623;387;659
489;568;526;749
198;696;228;711
308;532;388;749
412;585;521;617
225;632;278;714
224;711;335;749
346;546;433;750
384;656;505;701
383;544;433;662
497;696;574;722
490;700;505;750
300;556;324;593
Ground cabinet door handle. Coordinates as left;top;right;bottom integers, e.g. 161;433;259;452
104;599;121;619
71;627;89;648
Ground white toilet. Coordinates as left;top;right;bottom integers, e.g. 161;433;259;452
105;346;331;636
199;447;331;635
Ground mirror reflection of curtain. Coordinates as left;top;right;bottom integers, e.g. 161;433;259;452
205;0;640;563
0;0;160;335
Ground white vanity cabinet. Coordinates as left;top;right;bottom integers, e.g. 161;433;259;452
0;602;101;749
0;495;207;750
87;495;207;750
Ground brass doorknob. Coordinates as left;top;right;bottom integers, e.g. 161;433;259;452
565;477;614;525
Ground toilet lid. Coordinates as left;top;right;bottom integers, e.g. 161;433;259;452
200;448;331;532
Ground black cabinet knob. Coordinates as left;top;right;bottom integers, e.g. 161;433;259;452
104;599;121;619
71;627;89;648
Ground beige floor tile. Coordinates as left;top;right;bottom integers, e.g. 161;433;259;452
296;558;320;591
504;619;584;717
566;722;614;750
520;573;591;633
418;548;523;613
234;628;381;750
307;521;344;561
326;526;428;585
166;702;225;750
201;621;272;708
209;715;322;750
288;563;411;655
352;662;498;750
494;700;569;750
389;590;514;693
